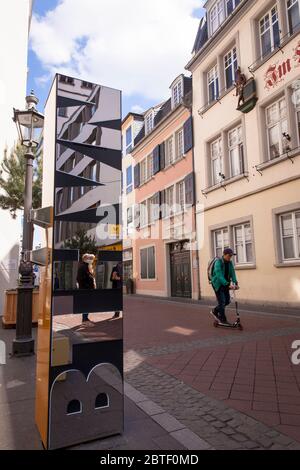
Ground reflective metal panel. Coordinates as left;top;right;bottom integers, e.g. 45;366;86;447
35;75;123;450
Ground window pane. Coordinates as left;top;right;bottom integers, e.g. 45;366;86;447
261;30;272;57
230;148;240;176
148;247;155;279
283;237;295;259
288;0;300;34
246;243;253;263
141;249;148;279
268;125;280;159
281;214;293;237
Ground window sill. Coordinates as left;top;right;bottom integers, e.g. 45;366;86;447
202;173;249;196
139;175;156;188
249;28;300;73
235;264;256;271
198;85;235;117
256;148;300;173
163;155;186;171
275;261;300;268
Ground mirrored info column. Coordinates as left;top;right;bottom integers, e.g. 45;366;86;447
35;75;123;450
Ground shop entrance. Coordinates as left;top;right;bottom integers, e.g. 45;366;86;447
170;241;192;299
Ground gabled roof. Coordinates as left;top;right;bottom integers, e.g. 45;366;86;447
133;76;192;149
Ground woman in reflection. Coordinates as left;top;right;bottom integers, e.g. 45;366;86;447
111;261;122;320
76;253;96;327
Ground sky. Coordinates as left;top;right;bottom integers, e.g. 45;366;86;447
28;0;205;117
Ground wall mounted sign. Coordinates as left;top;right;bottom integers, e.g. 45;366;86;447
265;40;300;90
237;77;258;113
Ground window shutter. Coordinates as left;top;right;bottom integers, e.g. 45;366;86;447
160;189;166;218
134;163;140;188
183;116;193;154
159;143;165;170
153;145;160;175
184;172;195;206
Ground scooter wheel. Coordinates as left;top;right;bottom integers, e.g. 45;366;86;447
238;324;244;331
214;321;219;328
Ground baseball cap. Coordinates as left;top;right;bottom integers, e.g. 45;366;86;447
223;248;236;256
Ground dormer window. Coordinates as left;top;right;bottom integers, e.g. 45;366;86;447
226;0;240;16
210;0;225;35
145;111;154;135
172;78;184;108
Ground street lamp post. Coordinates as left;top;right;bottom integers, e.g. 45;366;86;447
12;91;44;357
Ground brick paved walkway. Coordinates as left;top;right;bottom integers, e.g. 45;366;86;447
124;296;300;448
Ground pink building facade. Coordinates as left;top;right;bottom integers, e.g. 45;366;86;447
131;75;200;300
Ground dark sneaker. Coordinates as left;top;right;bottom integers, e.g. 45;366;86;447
219;317;229;325
210;310;220;322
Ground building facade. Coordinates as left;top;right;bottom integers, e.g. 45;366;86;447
187;0;300;307
122;113;144;285
0;0;33;314
131;75;200;300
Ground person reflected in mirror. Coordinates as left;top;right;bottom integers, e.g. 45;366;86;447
111;261;122;320
76;253;96;327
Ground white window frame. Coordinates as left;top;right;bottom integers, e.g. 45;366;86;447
147;154;154;181
213;228;229;257
145;111;154;135
175;128;184;161
149;193;160;224
209;0;225;35
265;97;289;160
165;185;175;218
125;125;133;154
233;222;254;265
226;0;239;16
287;0;300;35
279;211;300;261
211;137;223;185
172;78;184;108
140;246;156;280
207;65;219;103
175;180;185;214
259;5;280;59
140;200;149;228
165;136;174;167
140;159;147;185
224;46;237;90
228;125;244;177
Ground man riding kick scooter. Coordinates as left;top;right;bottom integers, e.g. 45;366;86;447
210;248;239;325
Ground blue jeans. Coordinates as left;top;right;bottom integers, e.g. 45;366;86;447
213;285;231;323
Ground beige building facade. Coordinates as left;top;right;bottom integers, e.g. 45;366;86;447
187;0;300;308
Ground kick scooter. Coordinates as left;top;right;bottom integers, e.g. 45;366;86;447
213;285;243;331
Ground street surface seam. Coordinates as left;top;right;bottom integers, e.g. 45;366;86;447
132;327;300;357
125;353;300;450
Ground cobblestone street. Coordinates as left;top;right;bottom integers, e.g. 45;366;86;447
124;296;300;450
1;295;300;450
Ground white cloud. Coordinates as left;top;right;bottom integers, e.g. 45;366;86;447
131;104;145;114
30;0;201;101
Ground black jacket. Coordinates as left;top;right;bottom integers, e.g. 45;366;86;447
76;262;95;289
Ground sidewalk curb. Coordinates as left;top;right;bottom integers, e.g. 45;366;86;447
124;382;214;451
